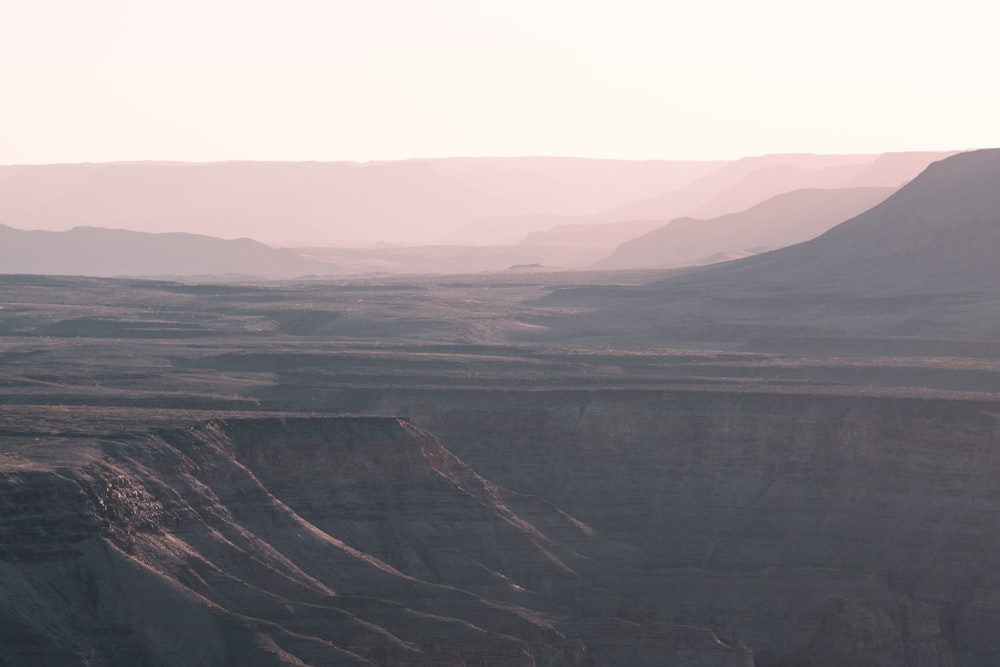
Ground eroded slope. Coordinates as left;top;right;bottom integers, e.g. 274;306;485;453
0;413;750;667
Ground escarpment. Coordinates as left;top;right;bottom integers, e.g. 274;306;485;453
307;386;1000;667
0;417;554;665
0;414;752;666
8;150;1000;666
7;335;1000;666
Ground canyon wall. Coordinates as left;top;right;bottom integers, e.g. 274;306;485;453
304;386;1000;667
0;414;751;667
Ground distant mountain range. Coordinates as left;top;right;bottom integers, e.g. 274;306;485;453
537;148;1000;347
0;158;724;246
671;148;1000;293
0;225;331;279
516;151;953;251
0;151;963;279
593;186;895;270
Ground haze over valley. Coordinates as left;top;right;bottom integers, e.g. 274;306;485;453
5;0;1000;664
0;151;952;279
3;148;1000;665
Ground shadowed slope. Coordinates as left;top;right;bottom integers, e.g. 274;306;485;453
0;413;752;666
536;149;1000;346
0;416;575;665
672;148;1000;293
594;186;894;270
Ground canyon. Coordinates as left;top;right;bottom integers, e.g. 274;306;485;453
2;149;1000;666
0;152;951;279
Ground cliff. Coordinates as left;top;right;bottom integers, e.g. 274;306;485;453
306;385;1000;667
0;413;751;666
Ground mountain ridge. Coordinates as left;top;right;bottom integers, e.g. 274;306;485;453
0;158;724;245
0;224;330;279
593;186;895;270
532;148;1000;347
664;148;1000;293
515;151;949;252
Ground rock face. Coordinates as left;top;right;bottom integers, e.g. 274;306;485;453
0;414;752;666
346;387;1000;667
12;390;1000;666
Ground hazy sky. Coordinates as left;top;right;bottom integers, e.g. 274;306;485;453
3;0;999;164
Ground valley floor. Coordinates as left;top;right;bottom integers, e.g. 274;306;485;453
3;272;1000;666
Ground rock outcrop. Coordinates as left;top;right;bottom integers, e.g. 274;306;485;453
345;387;1000;667
0;414;752;666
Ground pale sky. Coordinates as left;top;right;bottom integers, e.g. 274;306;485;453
2;0;999;164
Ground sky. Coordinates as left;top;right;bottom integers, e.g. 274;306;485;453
2;0;999;164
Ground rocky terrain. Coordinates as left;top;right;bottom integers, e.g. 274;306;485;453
1;412;679;666
2;149;1000;665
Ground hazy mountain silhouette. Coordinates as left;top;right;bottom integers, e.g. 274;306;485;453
438;157;726;243
671;148;1000;293
0;159;723;246
518;152;950;251
0;153;958;277
593;186;895;270
668;162;871;220
842;150;960;187
530;149;1000;348
0;225;331;279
